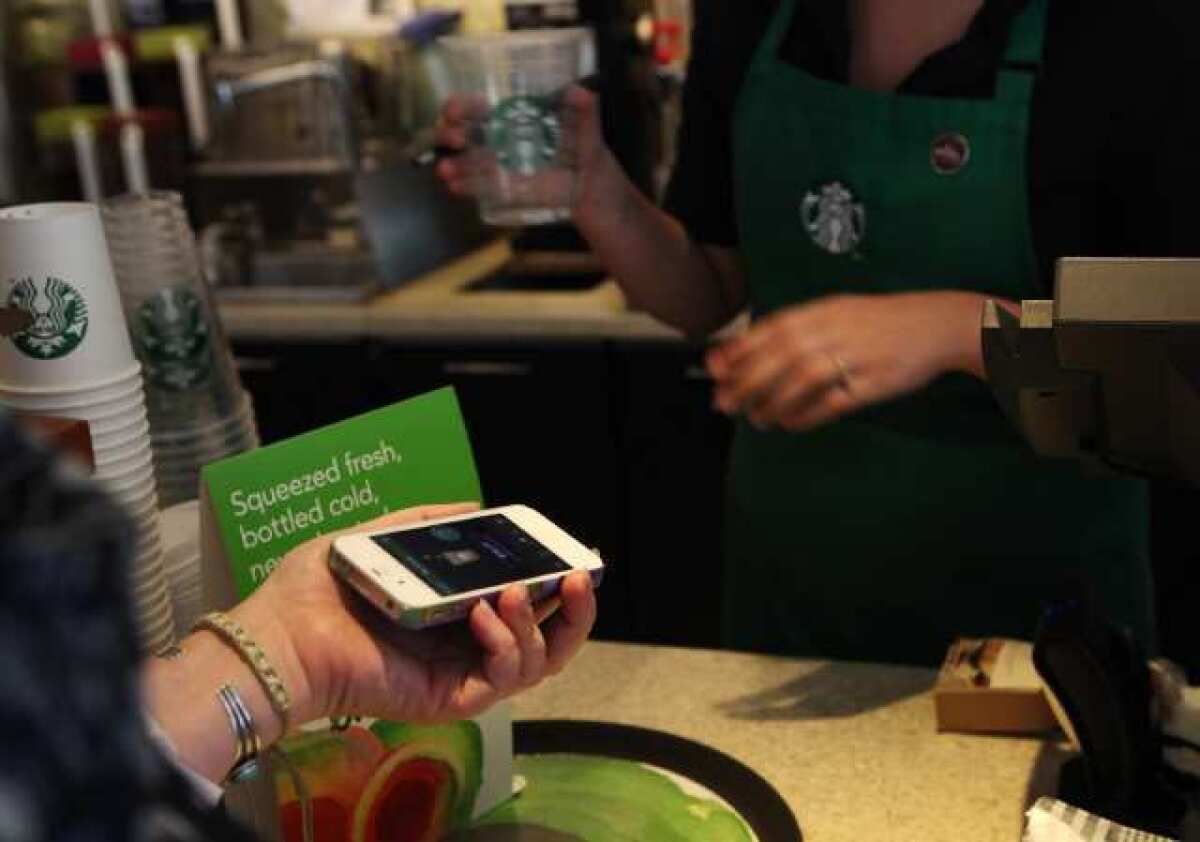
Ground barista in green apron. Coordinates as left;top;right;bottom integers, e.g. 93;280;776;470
718;0;1153;664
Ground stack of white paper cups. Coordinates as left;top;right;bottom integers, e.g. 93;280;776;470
100;191;258;507
159;500;203;631
0;203;176;655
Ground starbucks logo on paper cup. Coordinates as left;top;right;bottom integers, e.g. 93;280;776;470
5;276;89;360
134;287;212;391
484;96;563;175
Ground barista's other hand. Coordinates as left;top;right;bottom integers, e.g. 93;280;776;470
434;86;623;221
706;291;996;432
232;503;597;726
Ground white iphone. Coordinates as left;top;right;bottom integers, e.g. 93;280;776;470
329;504;604;629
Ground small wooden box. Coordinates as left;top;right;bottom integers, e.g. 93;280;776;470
934;638;1059;735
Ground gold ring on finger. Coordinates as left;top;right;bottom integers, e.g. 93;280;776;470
829;353;853;392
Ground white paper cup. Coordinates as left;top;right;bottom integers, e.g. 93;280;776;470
138;623;177;655
94;445;154;481
92;416;151;451
94;434;151;466
132;574;171;606
131;563;170;594
130;545;166;574
0;361;140;398
131;520;162;550
137;596;174;628
120;489;159;519
0;363;141;406
138;612;176;649
0;204;136;391
0;382;144;424
99;453;155;484
131;558;169;586
131;526;162;557
103;472;157;502
131;522;161;551
89;406;147;438
133;572;171;600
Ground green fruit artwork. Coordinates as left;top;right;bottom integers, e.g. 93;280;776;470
276;726;386;842
473;755;756;842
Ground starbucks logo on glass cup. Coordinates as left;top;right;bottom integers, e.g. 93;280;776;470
5;276;89;360
483;95;563;175
134;287;212;391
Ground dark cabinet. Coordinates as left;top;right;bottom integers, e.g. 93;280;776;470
613;343;733;648
233;340;374;445
232;336;733;648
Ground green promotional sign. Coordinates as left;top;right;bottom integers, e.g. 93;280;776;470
202;387;482;599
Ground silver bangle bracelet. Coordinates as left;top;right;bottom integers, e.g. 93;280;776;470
216;683;262;784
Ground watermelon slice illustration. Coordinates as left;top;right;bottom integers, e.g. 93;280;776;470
351;720;484;842
276;726;387;842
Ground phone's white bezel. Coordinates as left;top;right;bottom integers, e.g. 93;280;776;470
331;505;602;624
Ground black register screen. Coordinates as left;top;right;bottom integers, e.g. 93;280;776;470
372;514;570;596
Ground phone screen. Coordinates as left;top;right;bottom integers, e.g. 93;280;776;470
372;514;571;596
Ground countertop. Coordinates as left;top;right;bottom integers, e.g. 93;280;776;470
512;641;1068;842
216;240;687;343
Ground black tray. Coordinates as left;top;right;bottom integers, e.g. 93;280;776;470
506;720;803;842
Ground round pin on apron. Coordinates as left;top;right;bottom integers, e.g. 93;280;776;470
930;132;971;175
800;181;865;255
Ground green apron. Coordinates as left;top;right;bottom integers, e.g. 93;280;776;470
725;0;1154;665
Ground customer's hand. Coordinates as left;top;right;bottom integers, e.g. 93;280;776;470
238;503;597;726
144;504;597;783
706;291;997;432
434;86;628;227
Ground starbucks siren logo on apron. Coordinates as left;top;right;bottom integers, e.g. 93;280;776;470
5;276;89;359
801;181;866;255
484;95;563;175
134;286;212;391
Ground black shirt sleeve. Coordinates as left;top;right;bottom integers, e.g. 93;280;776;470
662;0;770;247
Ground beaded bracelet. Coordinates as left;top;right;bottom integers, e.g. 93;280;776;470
193;612;292;733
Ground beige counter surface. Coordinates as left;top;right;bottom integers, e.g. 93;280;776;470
217;241;686;343
511;641;1068;842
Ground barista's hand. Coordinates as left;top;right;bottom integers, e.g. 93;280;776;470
706;291;998;432
434;86;627;226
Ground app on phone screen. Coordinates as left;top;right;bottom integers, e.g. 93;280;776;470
372;514;569;596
